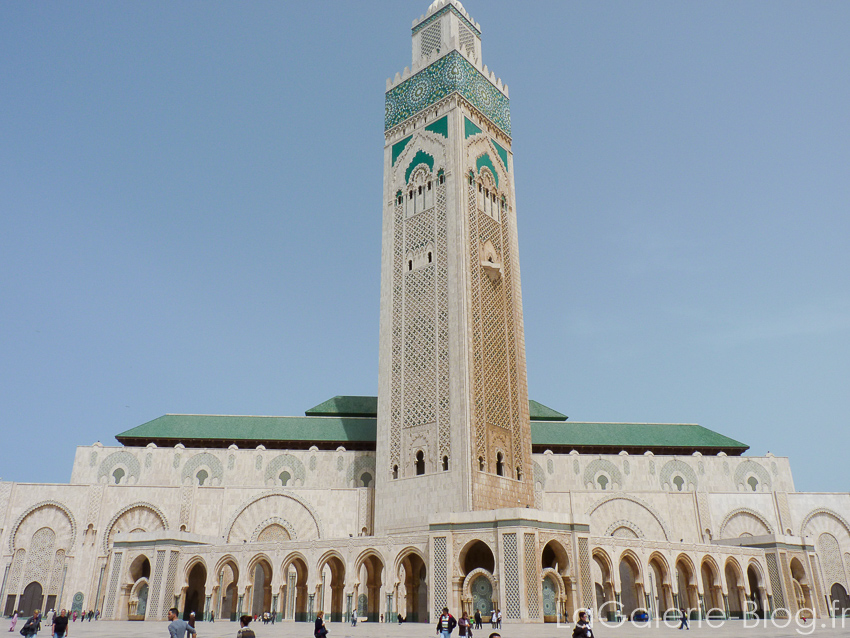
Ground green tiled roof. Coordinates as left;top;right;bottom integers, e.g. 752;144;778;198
304;396;566;420
116;414;377;449
116;410;747;455
528;400;567;422
305;396;378;418
530;421;748;454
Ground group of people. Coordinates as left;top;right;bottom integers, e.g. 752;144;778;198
7;608;75;638
436;607;500;638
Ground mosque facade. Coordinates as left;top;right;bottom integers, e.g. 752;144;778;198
2;0;850;625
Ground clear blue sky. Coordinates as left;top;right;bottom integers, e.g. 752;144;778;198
1;1;847;492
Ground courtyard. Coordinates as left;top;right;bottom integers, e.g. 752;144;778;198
21;618;850;638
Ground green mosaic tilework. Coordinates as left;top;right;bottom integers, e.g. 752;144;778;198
392;135;413;165
412;4;481;37
464;116;483;139
386;51;511;137
405;149;435;183
492;139;509;173
475;152;498;187
424;115;449;138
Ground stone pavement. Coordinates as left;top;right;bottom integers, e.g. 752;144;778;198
21;618;850;638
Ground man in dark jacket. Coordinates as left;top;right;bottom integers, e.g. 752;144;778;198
573;610;594;638
436;607;457;638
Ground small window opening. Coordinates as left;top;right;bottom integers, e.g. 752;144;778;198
280;471;291;486
409;191;413;199
496;452;504;476
360;472;372;487
478;457;485;471
478;183;482;193
112;468;125;484
485;188;489;198
516;467;522;481
487;256;493;263
439;174;445;185
408;260;413;271
673;475;685;491
468;174;473;185
427;181;432;190
196;469;208;486
392;465;399;479
747;476;759;492
415;451;425;476
418;185;422;195
428;252;432;263
597;475;609;490
442;456;449;471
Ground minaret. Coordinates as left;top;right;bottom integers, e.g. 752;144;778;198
376;0;533;534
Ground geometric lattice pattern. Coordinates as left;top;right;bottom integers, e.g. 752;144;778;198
467;170;523;479
817;533;845;588
389;169;450;473
578;537;593;610
103;552;123;619
147;550;166;620
403;209;437;429
420;22;441;59
524;533;539;618
163;551;180;618
386;51;511;137
412;5;480;38
502;533;521;619
433;537;448;619
48;550;65;596
458;23;476;59
7;549;25;597
22;526;55;587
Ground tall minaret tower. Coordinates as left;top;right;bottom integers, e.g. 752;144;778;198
376;0;533;534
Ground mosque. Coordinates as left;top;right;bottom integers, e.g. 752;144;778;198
2;0;849;625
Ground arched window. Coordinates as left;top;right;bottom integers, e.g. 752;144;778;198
279;471;291;486
360;472;372;487
747;476;759;492
196;469;208;486
112;468;125;484
478;457;485;471
415;451;425;476
392;465;399;480
408;260;413;271
496;452;504;477
428;251;432;263
442;456;449;471
516;467;522;481
673;475;685;492
597;475;609;490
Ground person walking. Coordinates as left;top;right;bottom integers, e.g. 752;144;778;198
458;612;471;638
473;610;481;630
167;607;197;638
8;611;18;633
678;608;689;630
20;611;39;638
314;611;327;638
572;610;594;638
436;607;456;638
236;616;254;638
494;610;501;629
52;610;68;638
188;612;196;630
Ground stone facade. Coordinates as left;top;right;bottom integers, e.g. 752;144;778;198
2;0;850;626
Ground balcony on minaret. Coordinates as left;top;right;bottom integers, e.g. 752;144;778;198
411;0;482;67
480;240;502;282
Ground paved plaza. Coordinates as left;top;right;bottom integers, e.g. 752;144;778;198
19;619;850;638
